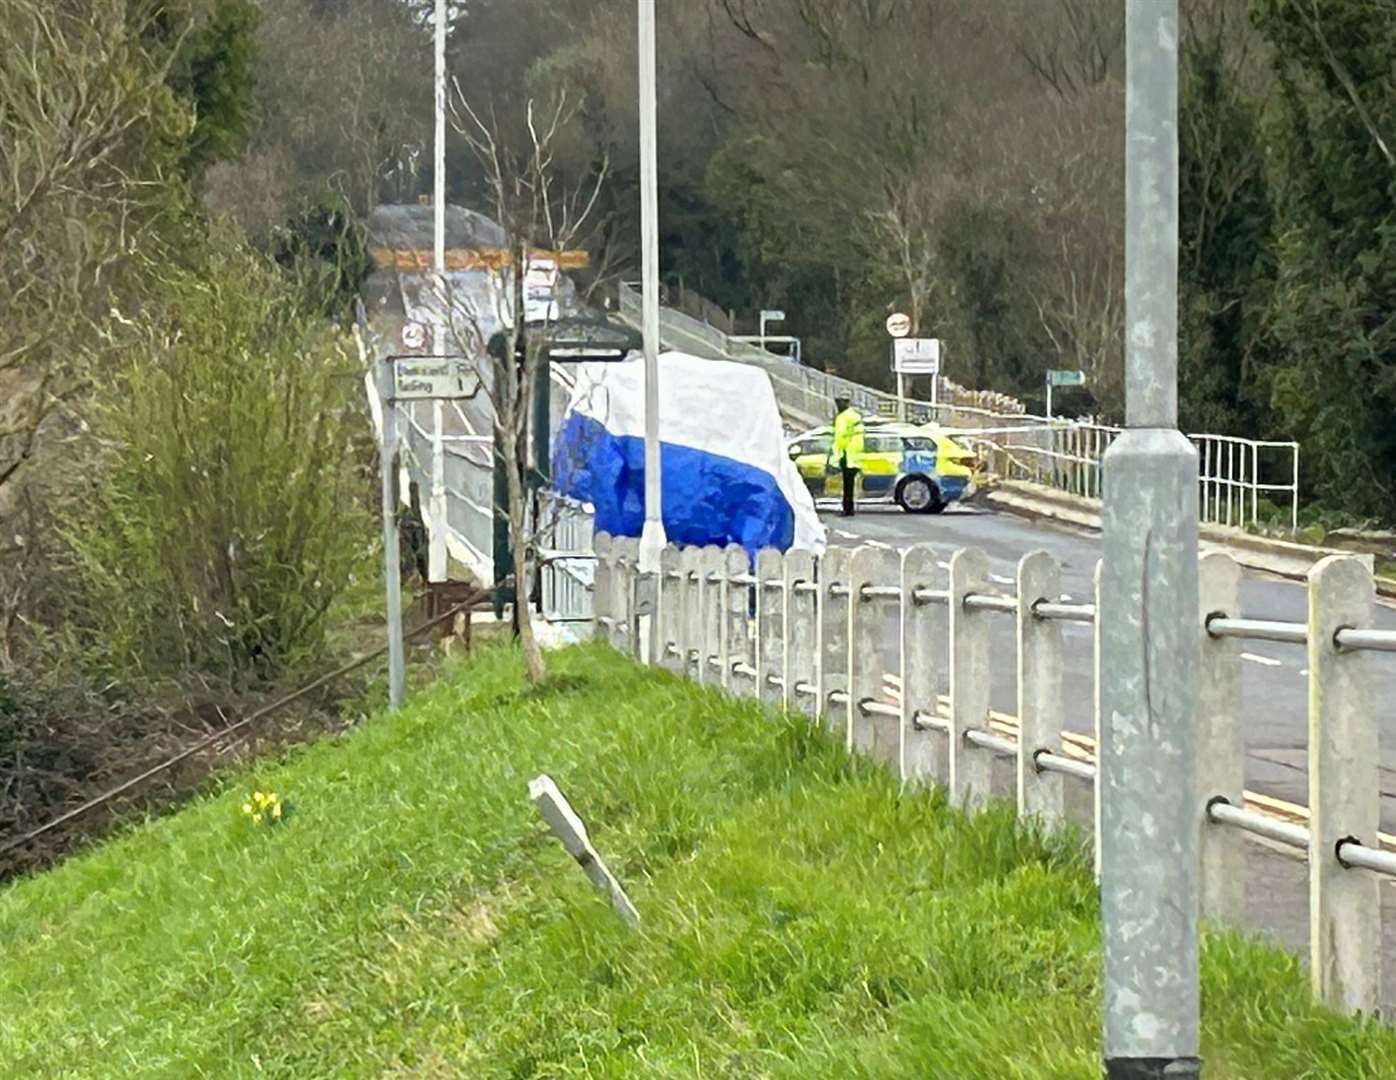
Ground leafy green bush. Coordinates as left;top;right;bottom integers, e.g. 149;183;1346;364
65;241;372;683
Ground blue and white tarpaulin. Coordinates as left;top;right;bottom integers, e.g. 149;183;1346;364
551;351;826;558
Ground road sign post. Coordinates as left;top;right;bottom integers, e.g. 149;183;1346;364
377;356;406;711
1100;4;1200;1078
1045;368;1086;418
376;353;482;709
892;337;941;422
759;308;785;350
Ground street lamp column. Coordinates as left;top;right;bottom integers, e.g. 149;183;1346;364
428;0;449;584
637;0;666;576
1099;3;1201;1078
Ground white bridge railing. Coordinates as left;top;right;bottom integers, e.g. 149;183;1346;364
617;282;1300;531
594;533;1395;1017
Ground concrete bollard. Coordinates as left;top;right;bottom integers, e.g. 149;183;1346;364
592;532;613;644
1016;550;1064;830
680;546;704;681
699;546;725;684
785;549;818;715
756;548;786;707
1198;552;1244;927
1307;555;1379;1014
658;544;685;675
949;547;993;811
849;545;902;766
819;546;852;746
901;544;946;787
722;544;752;695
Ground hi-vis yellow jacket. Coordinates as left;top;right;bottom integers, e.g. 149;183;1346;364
832;407;865;462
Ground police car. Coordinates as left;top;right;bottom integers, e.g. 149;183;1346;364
786;421;980;513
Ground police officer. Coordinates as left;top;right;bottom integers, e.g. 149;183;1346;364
831;396;865;517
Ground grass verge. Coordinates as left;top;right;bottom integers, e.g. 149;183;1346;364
2;643;1394;1078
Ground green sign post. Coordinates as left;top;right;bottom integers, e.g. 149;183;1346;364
1045;369;1087;417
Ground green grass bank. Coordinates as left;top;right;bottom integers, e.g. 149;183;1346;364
2;643;1393;1078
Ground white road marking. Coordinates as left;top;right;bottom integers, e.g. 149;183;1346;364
1060;594;1074;602
1241;652;1283;668
989;573;1014;586
867;540;893;550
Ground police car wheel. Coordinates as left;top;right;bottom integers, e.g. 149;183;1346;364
896;476;942;514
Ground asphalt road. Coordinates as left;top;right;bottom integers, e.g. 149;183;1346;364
819;499;1396;829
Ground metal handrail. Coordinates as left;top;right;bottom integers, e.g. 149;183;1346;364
1335;628;1396;654
963;593;1017;614
1206;617;1307;645
1035;750;1096;781
965;728;1017;756
1336;838;1396;875
1206;798;1308;850
1034;601;1096;623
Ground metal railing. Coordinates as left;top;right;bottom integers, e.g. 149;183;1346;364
536;491;595;623
596;535;1395;1018
616;281;1300;530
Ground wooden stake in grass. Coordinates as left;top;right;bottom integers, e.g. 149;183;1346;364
528;775;639;929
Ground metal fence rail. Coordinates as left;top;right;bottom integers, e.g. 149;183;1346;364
597;536;1392;1018
617;281;1300;530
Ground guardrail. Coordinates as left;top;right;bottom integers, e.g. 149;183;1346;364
595;534;1393;1017
617;281;1300;530
535;491;595;623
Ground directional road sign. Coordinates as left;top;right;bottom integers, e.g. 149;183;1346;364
893;337;940;374
389;355;481;401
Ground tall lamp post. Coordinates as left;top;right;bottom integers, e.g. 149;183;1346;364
636;0;666;575
1099;3;1201;1077
428;0;449;584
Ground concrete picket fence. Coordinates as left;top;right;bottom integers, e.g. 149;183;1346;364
591;532;1396;1017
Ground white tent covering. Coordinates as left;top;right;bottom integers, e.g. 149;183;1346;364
552;351;826;557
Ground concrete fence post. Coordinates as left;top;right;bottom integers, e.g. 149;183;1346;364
1198;552;1244;927
849;545;903;767
699;546;725;685
756;548;786;707
819;547;852;746
1307;555;1379;1014
785;549;818;715
680;546;704;681
722;544;752;694
1016;550;1064;829
658;544;685;675
949;547;993;811
593;532;613;644
901;544;946;787
611;537;640;660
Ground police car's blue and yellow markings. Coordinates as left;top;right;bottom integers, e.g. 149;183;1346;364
787;421;979;514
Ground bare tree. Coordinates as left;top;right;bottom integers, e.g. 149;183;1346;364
0;1;192;664
443;88;608;685
0;1;184;513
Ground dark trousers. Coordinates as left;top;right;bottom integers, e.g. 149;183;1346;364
840;457;858;516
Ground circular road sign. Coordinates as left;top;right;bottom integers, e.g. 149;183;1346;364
886;312;912;338
400;320;428;350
